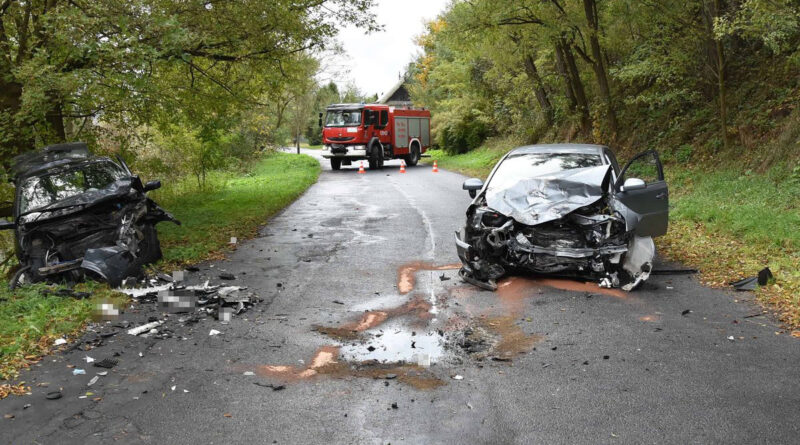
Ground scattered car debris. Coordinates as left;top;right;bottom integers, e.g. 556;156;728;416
651;268;698;275
456;145;669;291
253;382;286;391
2;142;181;289
72;369;86;375
731;267;773;291
93;358;118;369
209;329;222;336
54;338;67;346
452;375;464;380
681;310;691;316
128;321;163;336
87;376;99;386
46;391;63;400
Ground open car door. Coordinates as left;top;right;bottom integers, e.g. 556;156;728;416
613;150;669;237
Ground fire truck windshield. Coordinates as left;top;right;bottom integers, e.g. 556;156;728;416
325;110;362;127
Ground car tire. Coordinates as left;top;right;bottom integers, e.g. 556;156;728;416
407;143;421;167
137;224;163;266
9;266;32;290
330;158;341;170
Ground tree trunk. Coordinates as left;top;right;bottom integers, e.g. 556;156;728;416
45;97;66;143
0;79;31;157
561;38;592;136
583;0;618;136
710;0;729;151
554;42;578;112
523;54;554;126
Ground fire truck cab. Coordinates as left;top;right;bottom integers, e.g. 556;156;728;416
320;103;431;170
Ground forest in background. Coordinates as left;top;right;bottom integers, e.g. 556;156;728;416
410;0;800;171
0;0;378;188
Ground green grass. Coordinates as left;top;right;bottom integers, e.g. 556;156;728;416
427;141;800;328
153;151;321;266
0;152;320;383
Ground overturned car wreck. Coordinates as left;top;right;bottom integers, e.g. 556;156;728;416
455;144;669;291
1;142;179;288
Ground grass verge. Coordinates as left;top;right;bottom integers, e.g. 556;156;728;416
0;151;320;385
425;140;800;330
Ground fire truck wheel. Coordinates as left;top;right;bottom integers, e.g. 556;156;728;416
330;158;341;170
370;143;384;169
406;143;421;166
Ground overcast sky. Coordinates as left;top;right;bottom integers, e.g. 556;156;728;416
319;0;450;99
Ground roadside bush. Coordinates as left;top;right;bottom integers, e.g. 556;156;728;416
436;111;492;155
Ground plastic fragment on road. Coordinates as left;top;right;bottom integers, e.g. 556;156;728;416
87;376;99;386
83;356;95;363
209;329;222;336
127;320;163;336
730;267;773;291
54;338;67;346
93;358;118;369
243;371;255;376
727;336;735;341
452;375;464;380
73;369;86;375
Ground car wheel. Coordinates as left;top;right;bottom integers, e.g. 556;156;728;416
330;158;341;170
9;266;32;290
137;224;163;266
407;143;420;167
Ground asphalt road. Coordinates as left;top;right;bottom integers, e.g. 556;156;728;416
2;149;798;444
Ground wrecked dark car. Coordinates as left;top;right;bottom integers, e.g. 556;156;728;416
455;144;669;291
0;142;180;288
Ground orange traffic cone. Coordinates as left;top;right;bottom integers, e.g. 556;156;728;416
399;161;406;173
358;161;365;174
432;160;439;173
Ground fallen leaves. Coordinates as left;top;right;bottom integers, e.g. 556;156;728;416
0;382;30;400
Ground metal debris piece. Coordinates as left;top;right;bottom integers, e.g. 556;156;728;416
127;321;163;336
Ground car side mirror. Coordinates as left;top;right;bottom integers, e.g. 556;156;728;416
0;219;15;230
144;180;161;192
463;178;484;198
621;177;646;192
318;112;323;127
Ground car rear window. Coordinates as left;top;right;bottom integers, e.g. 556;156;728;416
487;152;602;191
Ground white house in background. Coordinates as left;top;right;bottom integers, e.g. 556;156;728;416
377;77;413;108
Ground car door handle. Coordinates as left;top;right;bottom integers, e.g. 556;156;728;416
655;192;667;199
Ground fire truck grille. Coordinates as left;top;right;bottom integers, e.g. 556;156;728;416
328;137;355;142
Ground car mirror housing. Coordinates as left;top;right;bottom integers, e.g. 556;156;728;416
0;219;15;230
463;178;484;198
621;177;646;191
144;180;162;192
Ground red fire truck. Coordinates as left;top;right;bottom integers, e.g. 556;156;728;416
320;103;431;170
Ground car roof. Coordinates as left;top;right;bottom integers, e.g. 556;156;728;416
508;143;608;156
10;142;116;181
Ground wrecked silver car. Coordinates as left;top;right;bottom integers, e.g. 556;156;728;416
1;142;180;288
455;144;669;291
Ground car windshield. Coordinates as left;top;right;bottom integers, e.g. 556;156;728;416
487;152;602;191
19;160;128;214
325;110;362;127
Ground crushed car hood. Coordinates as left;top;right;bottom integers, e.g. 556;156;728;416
484;165;612;226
